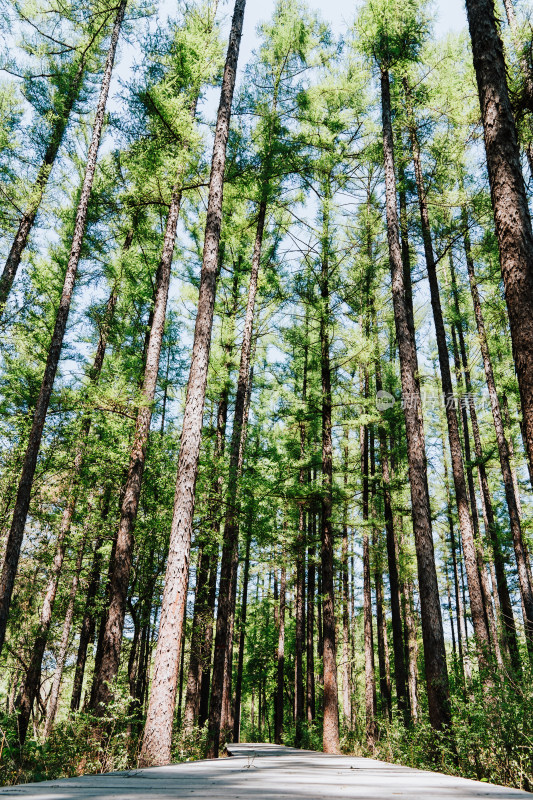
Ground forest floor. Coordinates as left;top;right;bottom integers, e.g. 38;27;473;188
0;742;529;798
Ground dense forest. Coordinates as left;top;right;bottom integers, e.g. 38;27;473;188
0;0;533;789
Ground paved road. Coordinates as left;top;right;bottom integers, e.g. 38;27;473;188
0;742;529;798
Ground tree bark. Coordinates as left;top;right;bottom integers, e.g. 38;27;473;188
369;421;391;722
463;217;533;658
448;254;516;668
361;414;377;748
380;68;451;731
193;269;236;729
438;406;473;688
233;516;252;743
341;429;351;730
295;326;308;746
404;85;491;671
208;200;266;758
139;0;246;766
465;0;533;499
400;571;420;722
449;324;501;666
90;179;185;713
451;255;519;668
70;530;103;712
198;549;219;726
69;494;113;716
183;545;210;730
198;396;228;727
294;510;306;743
374;531;392;722
374;327;409;723
306;530;316;725
0;0;127;658
274;561;286;744
319;182;340;755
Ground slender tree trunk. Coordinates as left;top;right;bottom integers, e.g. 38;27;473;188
341;430;351;730
398;157;416;342
500;394;526;519
446;563;457;664
44;524;88;738
159;347;171;436
139;0;246;766
22;498;99;742
274;562;286;744
8;666;20;715
220;348;255;739
361;415;377;748
404;88;491;671
319;183;340;755
198;549;219;728
449;326;501;666
233;516;252;743
129;588;152;719
220;343;254;739
208;200;266;757
197;551;218;726
448;496;465;685
374;328;409;722
295;329;308;746
380;68;451;731
183;545;209;731
220;551;238;738
460;545;472;643
294;507;306;744
90;183;185;713
439;412;472;688
401;578;420;722
70;516;106;713
463;218;533;657
217;311;256;746
448;256;516;667
176;621;187;728
0;0;127;659
17;235;128;740
349;553;358;733
17;500;78;742
198;410;227;726
369;422;391;723
195;275;235;729
88;491;123;712
374;541;391;722
306;531;316;724
317;552;323;667
465;0;533;497
137;595;156;715
451;260;520;669
395;516;420;723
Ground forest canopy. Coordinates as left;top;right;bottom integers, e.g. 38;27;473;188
1;0;533;790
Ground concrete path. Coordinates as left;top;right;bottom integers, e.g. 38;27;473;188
0;742;529;798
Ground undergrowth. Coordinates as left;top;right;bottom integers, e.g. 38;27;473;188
1;670;532;790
